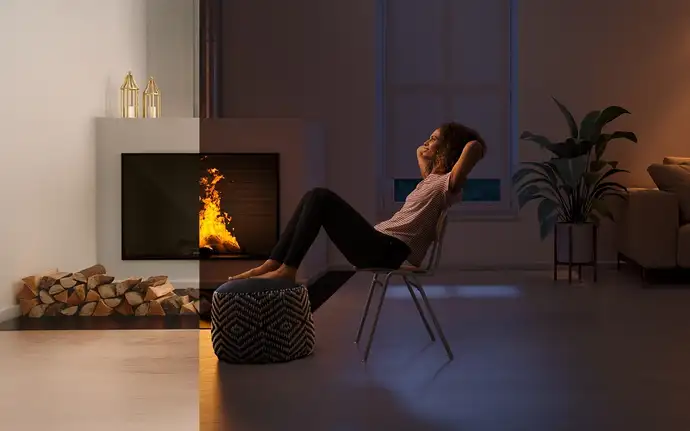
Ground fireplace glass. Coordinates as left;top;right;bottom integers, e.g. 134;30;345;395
121;153;279;260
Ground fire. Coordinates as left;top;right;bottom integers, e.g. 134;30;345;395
199;168;241;253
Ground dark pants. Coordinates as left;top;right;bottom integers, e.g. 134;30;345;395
271;188;410;270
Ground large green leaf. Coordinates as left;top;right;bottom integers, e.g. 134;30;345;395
596;106;630;131
522;162;560;186
537;197;559;223
552;97;578;139
590;168;629;189
539;213;559;240
516;177;557;193
591;198;614;221
517;185;541;209
512;166;542;185
550;155;588;187
595;131;637;159
608;130;637;143
579;110;601;142
520;132;553;148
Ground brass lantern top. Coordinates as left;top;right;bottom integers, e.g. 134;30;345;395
121;71;139;91
144;77;160;96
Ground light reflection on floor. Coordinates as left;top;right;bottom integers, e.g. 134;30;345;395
386;284;522;299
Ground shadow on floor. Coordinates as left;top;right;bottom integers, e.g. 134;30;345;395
212;357;459;431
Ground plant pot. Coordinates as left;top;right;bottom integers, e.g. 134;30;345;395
555;222;596;264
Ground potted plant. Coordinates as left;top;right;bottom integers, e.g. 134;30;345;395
513;97;637;264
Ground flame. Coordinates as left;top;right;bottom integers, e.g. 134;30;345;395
199;168;240;253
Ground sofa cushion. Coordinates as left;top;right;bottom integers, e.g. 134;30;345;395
648;163;690;224
663;156;690;165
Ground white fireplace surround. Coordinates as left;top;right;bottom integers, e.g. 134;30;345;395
95;118;327;288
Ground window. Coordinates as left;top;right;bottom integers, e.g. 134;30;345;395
377;0;516;218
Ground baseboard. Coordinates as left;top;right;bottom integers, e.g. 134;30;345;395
0;305;20;323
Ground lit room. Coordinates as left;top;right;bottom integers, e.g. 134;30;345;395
1;1;689;430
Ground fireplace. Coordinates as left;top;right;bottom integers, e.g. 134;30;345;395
121;153;279;260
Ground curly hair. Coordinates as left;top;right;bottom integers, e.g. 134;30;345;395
432;122;486;174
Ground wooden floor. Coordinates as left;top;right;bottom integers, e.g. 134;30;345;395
0;330;198;430
4;269;690;430
200;269;690;431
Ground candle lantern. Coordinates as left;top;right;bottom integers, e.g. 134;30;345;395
120;71;139;118
143;76;161;119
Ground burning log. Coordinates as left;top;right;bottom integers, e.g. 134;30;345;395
199;168;242;254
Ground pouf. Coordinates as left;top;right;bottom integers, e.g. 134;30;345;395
211;278;316;364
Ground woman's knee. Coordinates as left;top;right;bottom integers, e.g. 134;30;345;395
309;187;334;199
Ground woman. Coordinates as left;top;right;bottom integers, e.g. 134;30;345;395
230;121;486;282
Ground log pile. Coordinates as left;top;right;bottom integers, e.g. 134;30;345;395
16;265;201;318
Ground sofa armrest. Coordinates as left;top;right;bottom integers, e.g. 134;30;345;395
616;188;679;268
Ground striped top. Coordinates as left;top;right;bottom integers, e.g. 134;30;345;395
375;173;461;267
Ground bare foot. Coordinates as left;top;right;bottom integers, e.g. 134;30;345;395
228;260;281;280
254;265;297;283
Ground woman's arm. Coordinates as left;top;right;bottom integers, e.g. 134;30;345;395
448;140;486;194
417;146;431;179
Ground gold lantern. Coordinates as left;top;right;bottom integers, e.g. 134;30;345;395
143;76;161;119
120;71;139;118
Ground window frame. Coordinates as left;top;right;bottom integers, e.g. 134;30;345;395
375;0;519;221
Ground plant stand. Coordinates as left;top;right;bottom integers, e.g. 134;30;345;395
553;224;598;284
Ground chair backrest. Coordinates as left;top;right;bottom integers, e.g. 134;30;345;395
421;209;449;274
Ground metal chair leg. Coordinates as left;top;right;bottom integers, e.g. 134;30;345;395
362;273;393;362
409;277;454;361
355;274;379;343
403;276;435;341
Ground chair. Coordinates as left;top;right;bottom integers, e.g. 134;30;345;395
354;210;453;362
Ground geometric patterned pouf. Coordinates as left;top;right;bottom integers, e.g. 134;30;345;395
211;278;316;364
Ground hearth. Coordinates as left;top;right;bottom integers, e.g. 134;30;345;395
121;153;279;260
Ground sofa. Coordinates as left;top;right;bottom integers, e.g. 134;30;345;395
616;157;690;279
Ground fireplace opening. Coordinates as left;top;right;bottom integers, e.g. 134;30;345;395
121;153;279;260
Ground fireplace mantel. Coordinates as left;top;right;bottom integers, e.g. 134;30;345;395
95;118;327;288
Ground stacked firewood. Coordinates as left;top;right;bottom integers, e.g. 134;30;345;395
16;264;200;318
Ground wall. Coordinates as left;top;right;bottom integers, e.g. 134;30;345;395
219;0;690;269
0;0;148;319
146;0;197;117
218;0;378;265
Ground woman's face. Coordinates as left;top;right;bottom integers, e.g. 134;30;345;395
419;128;442;160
